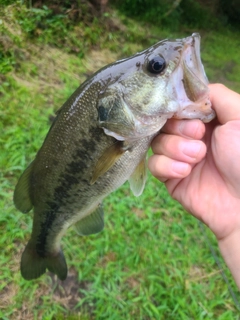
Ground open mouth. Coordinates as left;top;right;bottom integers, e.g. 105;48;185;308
172;33;216;122
182;33;209;102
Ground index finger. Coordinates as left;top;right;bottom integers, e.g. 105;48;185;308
209;84;240;124
161;119;206;140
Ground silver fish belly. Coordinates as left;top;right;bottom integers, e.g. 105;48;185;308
14;33;215;280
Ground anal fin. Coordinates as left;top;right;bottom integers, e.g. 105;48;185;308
75;204;104;236
129;156;147;197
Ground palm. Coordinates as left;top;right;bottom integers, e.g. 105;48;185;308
149;84;240;287
165;120;240;240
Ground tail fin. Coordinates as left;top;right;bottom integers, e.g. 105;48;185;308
20;240;68;281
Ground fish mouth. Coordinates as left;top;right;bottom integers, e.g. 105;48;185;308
173;33;215;122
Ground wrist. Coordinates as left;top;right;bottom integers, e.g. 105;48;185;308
218;230;240;290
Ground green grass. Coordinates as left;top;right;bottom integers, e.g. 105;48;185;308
1;3;240;320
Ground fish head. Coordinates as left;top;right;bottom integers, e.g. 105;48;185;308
97;33;215;141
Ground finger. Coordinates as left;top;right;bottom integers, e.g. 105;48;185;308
161;119;206;139
209;84;240;124
151;134;206;164
148;155;192;182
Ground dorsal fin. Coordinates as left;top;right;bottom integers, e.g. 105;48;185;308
13;162;34;213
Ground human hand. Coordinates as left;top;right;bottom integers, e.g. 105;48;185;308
148;84;240;287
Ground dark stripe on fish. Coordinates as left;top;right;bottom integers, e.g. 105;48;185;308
36;203;58;257
35;127;111;256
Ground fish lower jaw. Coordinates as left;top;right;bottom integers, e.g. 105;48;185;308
173;97;216;122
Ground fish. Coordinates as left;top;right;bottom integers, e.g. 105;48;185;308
13;33;215;281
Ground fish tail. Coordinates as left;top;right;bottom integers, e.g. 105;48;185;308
20;239;68;281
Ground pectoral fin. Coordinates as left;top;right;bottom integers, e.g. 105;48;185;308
75;204;104;236
13;161;34;213
128;156;147;197
91;141;125;184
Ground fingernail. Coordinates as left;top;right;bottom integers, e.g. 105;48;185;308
182;141;202;158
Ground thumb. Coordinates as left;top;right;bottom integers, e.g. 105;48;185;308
209;84;240;124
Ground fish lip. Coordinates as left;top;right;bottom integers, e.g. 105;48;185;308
171;33;215;122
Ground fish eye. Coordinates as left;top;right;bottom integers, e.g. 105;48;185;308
148;56;166;74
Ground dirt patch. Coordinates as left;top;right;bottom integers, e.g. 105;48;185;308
0;282;17;310
0;268;94;320
49;268;92;311
185;264;221;289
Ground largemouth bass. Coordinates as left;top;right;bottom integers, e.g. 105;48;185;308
14;33;215;280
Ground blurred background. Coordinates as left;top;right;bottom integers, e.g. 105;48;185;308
1;1;240;319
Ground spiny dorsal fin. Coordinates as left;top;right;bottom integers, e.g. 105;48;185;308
128;156;147;197
75;204;104;236
13;161;34;213
91;141;125;184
